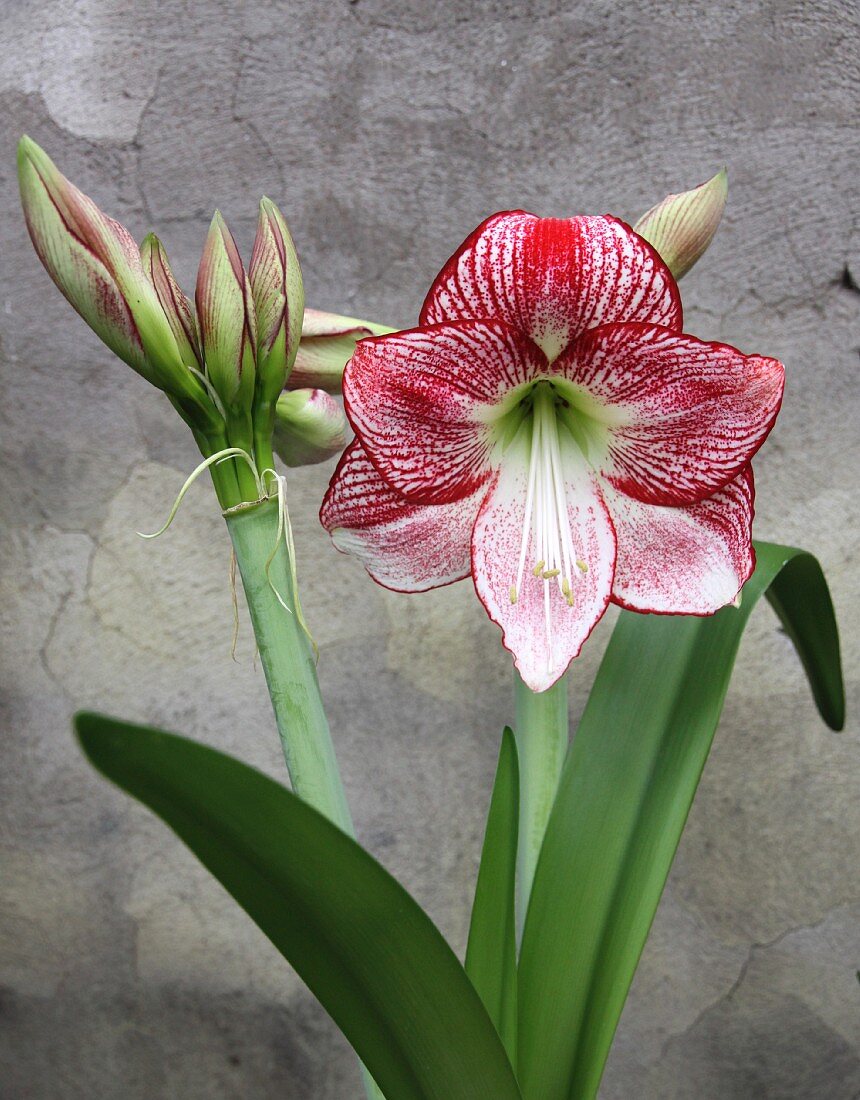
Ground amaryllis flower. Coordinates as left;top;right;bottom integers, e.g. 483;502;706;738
321;212;784;692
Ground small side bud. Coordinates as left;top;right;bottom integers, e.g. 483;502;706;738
17;136;193;396
195;212;257;414
633;168;728;279
140;234;203;370
289;309;395;393
273;388;349;467
249;197;304;404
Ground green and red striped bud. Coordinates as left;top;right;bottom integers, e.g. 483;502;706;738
289;309;395;393
250;197;304;404
140;233;203;372
634;168;728;279
17;136;210;419
274;388;349;467
195;211;257;418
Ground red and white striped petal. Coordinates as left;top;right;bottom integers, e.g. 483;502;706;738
605;468;755;613
344;320;546;504
558;323;784;506
470;429;616;693
420;212;682;360
320;440;485;592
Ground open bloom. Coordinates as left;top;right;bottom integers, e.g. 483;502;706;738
321;212;784;691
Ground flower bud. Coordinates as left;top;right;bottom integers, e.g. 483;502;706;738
273;388;349;467
195;212;256;414
140;234;203;371
249;197;304;404
17;136;194;397
288;309;395;393
633;168;728;279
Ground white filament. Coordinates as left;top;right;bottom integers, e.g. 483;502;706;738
510;386;586;660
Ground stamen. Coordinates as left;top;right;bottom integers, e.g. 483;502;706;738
514;408;542;597
508;383;588;673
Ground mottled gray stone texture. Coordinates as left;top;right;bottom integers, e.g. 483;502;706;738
1;1;858;1097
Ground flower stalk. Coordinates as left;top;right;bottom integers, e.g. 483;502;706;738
513;671;569;938
225;496;353;832
226;495;385;1100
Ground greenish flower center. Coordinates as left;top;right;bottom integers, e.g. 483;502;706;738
486;380;608;629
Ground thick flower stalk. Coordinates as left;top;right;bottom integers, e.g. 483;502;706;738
321;211;785;693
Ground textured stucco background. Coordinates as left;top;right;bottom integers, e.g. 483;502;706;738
1;1;858;1097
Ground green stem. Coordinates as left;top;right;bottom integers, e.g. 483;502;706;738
226;497;382;1099
252;402;277;486
224;410;263;503
225;498;352;832
190;428;241;510
513;670;569;939
233;452;262;502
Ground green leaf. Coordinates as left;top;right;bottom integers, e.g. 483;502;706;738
516;541;844;1100
465;727;519;1067
764;550;844;730
76;714;522;1100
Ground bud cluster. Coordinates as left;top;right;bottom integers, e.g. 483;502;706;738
17;137;356;507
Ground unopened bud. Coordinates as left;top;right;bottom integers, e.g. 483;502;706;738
195;212;256;415
17;136;195;399
634;168;728;279
273;388;349;467
140;234;202;370
249;197;304;404
288;309;394;393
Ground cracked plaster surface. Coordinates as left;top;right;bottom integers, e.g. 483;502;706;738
1;1;858;1097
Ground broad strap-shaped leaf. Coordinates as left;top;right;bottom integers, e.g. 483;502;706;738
764;550;843;730
516;541;844;1100
76;714;522;1100
465;727;519;1067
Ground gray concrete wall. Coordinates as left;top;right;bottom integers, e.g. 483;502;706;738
1;1;857;1096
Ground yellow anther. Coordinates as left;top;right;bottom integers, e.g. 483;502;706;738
561;577;571;597
509;585;518;604
532;560;546;577
542;568;560;579
566;593;575;607
576;558;589;573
